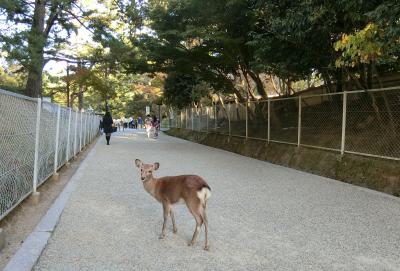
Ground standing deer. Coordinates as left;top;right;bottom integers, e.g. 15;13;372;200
134;159;211;250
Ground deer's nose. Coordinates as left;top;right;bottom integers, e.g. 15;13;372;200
141;177;145;180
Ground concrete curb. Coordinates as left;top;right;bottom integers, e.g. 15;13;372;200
3;142;98;271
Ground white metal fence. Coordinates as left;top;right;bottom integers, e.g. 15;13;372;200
165;86;400;161
0;89;100;221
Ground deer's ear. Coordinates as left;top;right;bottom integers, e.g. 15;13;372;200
153;162;160;170
135;159;142;168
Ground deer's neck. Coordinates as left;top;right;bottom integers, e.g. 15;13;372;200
143;176;158;199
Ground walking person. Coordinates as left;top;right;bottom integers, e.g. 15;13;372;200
103;110;113;145
137;116;143;129
129;117;133;129
114;119;122;132
145;114;153;138
152;115;160;138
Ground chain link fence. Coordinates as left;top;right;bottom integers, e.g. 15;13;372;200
165;86;400;161
0;89;100;221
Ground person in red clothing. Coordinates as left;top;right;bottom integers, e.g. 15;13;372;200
152;115;160;138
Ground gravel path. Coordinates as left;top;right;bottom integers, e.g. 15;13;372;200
34;130;400;271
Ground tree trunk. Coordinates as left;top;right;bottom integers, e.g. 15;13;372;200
367;63;373;89
78;85;84;110
247;70;268;99
335;67;343;93
359;64;367;89
270;75;281;96
25;0;46;97
372;63;396;135
286;79;293;96
322;71;333;93
78;60;84;110
242;72;256;100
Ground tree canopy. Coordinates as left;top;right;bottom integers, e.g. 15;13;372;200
1;0;399;111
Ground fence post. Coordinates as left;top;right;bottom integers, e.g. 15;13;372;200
245;100;248;140
191;108;194;130
179;111;182;128
92;115;95;140
92;115;95;139
90;116;93;137
83;113;87;147
228;103;231;138
214;103;217;130
267;99;271;143
52;104;61;181
90;115;92;140
185;108;187;129
198;108;201;131
297;96;302;147
74;111;78;157
32;98;42;204
66;108;72;166
89;115;91;141
79;111;83;151
206;107;209;133
341;91;347;155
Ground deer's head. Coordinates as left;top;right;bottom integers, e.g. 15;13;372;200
135;159;159;181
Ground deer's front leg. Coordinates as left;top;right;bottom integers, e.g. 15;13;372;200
159;202;170;239
170;209;178;233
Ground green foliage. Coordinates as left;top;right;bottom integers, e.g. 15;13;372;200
126;0;262;100
335;23;383;67
0;0;89;96
0;65;26;93
0;0;79;64
2;0;400;112
125;94;151;117
124;0;400;103
163;72;209;109
335;1;400;68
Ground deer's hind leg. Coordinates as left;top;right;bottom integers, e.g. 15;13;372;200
200;207;209;251
186;198;204;247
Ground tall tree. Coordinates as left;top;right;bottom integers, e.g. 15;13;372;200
0;0;92;97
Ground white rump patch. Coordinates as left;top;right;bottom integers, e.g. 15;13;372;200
197;187;211;203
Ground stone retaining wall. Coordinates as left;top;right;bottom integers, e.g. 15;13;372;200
165;128;400;196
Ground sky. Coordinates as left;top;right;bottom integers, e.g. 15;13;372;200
44;0;103;76
44;26;95;76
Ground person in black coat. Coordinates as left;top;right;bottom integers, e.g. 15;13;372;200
103;111;113;145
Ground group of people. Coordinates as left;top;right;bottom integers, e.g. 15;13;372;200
114;116;143;131
101;110;160;145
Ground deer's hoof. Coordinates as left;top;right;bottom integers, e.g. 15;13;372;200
159;234;165;240
204;245;210;251
188;242;194;246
